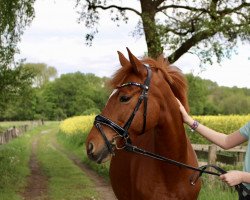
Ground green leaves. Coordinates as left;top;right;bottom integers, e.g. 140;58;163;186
0;0;36;118
0;0;35;66
76;0;250;63
22;63;58;88
41;72;109;119
0;63;35;118
186;74;250;115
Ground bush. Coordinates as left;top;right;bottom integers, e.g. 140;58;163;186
82;108;100;115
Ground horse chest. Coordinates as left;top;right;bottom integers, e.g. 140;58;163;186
110;153;183;200
109;151;200;200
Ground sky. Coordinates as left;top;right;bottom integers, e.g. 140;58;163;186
17;0;250;88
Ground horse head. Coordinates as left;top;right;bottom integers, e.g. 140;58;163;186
85;48;189;164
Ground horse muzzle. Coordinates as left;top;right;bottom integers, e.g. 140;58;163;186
86;141;112;164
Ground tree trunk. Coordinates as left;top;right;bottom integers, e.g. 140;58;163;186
140;1;163;58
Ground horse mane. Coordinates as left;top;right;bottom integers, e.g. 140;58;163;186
110;55;189;112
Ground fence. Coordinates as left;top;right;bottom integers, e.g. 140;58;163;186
0;121;44;145
192;144;247;165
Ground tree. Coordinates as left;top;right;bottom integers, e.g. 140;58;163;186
0;64;35;120
186;74;208;115
76;0;250;63
41;72;109;119
23;63;58;88
0;0;35;66
0;0;35;113
209;86;250;114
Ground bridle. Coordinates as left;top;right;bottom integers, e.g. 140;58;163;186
94;64;152;154
93;64;250;198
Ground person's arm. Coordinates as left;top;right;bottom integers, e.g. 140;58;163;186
176;99;247;149
189;122;245;149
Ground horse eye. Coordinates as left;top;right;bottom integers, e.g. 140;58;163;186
119;96;131;103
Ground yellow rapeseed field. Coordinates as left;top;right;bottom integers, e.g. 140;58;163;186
194;115;250;134
59;114;250;136
59;115;95;135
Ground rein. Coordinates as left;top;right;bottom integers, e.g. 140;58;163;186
93;64;250;199
124;142;250;198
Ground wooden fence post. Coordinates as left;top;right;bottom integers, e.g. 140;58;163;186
208;144;217;181
208;144;217;165
237;152;244;164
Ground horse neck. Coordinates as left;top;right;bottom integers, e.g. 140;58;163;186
154;97;189;162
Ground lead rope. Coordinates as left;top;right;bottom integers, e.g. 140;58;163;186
124;142;250;198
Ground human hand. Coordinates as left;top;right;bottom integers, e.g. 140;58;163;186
220;171;243;186
175;98;193;125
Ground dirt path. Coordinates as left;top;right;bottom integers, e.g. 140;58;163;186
22;136;48;200
23;129;117;200
68;157;117;200
52;140;117;200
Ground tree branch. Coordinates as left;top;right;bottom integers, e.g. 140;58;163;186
157;4;208;13
235;11;248;20
165;27;194;36
154;0;165;8
168;30;216;63
87;1;141;16
161;11;204;36
218;2;250;16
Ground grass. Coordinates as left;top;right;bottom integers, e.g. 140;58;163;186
0;122;99;200
0;123;56;200
57;132;110;180
0;121;28;127
36;126;99;200
198;175;238;200
2;120;239;200
0;120;43;135
57;131;242;200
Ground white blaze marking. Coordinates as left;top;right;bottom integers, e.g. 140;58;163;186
109;89;118;99
106;89;118;106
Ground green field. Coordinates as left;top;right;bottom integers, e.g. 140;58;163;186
0;122;99;200
58;115;250;199
0;117;248;200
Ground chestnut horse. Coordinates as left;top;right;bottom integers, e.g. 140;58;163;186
86;49;201;200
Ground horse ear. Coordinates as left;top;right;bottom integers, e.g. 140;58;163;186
117;51;130;67
126;47;144;74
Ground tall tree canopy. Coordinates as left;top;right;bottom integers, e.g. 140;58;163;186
76;0;250;64
0;0;35;107
0;0;35;66
0;64;34;118
41;72;109;119
23;63;58;88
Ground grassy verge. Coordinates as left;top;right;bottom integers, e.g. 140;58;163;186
57;132;241;200
36;127;99;200
57;132;110;180
0;123;56;200
58;114;246;199
198;175;237;199
0;120;45;135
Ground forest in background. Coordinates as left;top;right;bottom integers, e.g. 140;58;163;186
0;63;249;121
1;0;250;121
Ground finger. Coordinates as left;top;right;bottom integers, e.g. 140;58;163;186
219;175;225;180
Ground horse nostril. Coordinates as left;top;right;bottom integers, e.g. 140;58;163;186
88;142;94;154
